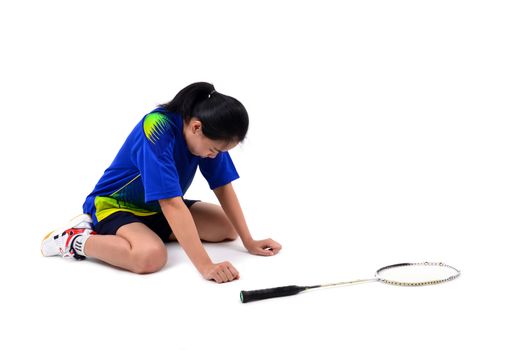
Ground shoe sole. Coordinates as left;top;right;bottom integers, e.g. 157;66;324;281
40;214;93;256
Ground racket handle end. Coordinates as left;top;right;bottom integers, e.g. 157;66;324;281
240;285;307;303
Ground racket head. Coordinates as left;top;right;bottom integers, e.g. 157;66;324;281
375;262;461;286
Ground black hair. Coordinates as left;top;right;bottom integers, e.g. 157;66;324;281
159;82;249;143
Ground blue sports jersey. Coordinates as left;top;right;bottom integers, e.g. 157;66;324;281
82;107;239;224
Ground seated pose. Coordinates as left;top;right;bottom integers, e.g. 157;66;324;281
41;82;281;283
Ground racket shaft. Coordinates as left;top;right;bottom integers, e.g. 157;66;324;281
240;285;307;303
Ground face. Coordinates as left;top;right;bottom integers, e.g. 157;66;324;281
183;118;238;158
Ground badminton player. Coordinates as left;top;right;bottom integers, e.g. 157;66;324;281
41;82;282;283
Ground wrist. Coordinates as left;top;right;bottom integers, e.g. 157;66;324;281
195;258;213;275
241;236;255;247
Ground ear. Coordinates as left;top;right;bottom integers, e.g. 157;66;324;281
191;120;202;134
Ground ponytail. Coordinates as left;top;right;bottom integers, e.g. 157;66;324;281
159;82;249;143
161;82;215;120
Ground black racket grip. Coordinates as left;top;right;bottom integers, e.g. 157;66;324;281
240;285;307;303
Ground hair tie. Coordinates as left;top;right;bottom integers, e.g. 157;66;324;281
208;90;216;98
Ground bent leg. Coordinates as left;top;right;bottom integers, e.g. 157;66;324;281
169;202;238;243
85;222;167;274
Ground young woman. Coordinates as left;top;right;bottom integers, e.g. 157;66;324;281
41;82;281;283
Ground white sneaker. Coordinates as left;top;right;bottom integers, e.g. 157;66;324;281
41;214;94;260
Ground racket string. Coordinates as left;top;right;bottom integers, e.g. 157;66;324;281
375;262;461;286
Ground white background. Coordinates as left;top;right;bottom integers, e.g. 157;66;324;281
1;1;507;349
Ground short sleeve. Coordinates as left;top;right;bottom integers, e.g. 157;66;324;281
199;151;240;190
135;112;183;202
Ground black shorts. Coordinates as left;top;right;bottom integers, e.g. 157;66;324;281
93;199;200;243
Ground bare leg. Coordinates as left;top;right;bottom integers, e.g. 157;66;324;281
169;202;238;242
85;222;167;274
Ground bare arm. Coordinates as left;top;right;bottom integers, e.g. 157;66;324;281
160;197;212;271
214;183;282;255
213;183;254;245
159;197;239;282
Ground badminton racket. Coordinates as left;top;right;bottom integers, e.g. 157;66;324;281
240;262;460;303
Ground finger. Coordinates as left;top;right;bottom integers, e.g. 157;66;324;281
223;266;235;281
258;248;274;256
271;245;282;254
261;240;272;248
217;269;228;283
211;270;224;283
267;240;282;253
227;265;240;280
266;239;280;247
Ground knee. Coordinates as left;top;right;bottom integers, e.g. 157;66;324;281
132;244;167;274
223;224;239;241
